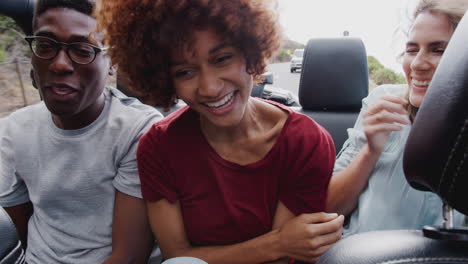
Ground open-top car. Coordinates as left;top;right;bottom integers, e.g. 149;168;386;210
1;1;468;264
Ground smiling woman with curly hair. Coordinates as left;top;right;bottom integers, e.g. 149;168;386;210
97;1;343;263
98;0;281;108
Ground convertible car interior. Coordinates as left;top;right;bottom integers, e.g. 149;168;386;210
317;11;468;264
1;1;467;264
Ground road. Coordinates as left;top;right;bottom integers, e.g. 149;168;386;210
266;62;301;97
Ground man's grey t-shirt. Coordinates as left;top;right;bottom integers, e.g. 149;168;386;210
0;87;163;264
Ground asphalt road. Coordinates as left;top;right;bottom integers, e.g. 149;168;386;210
266;62;301;97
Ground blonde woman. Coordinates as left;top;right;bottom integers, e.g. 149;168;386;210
327;0;468;235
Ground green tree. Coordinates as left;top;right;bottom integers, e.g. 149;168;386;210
367;56;384;77
0;16;20;30
0;49;7;61
373;68;405;85
0;16;29;62
275;49;291;62
367;56;406;86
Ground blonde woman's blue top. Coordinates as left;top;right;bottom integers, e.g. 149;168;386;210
334;84;466;236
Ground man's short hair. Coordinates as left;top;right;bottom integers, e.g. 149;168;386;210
33;0;95;29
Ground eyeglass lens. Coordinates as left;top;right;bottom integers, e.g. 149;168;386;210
30;37;96;64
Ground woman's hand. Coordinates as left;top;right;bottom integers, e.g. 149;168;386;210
363;95;410;154
278;212;344;263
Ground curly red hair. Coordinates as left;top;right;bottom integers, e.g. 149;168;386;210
97;0;282;108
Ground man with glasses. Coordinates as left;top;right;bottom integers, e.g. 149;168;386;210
0;0;163;263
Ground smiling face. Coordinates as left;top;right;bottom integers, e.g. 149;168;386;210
32;8;110;128
170;28;253;128
402;11;454;108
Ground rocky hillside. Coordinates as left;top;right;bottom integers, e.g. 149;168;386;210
0;61;40;118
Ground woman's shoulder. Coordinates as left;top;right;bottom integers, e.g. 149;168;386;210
252;97;289;127
254;98;292;119
283;112;333;154
252;98;331;145
256;99;328;136
141;106;196;143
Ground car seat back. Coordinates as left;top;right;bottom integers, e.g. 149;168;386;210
292;38;369;153
0;207;25;264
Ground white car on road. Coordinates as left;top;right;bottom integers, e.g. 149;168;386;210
290;48;304;73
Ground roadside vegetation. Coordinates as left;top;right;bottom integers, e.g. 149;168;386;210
274;39;305;62
0;16;29;62
0;15;405;116
0;15;39;118
368;55;406;86
274;37;405;90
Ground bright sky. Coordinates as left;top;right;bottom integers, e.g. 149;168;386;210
277;0;419;73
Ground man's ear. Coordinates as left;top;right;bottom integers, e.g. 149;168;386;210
30;69;37;89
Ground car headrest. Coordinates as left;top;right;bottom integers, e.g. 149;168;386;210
0;0;35;35
403;12;468;215
299;38;369;111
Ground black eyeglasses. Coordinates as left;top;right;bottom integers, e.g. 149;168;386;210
25;36;108;65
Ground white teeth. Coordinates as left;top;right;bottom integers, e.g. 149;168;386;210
53;87;73;95
205;92;234;108
412;79;430;86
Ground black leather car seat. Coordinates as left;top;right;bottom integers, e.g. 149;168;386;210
0;207;25;264
291;38;369;154
317;11;468;264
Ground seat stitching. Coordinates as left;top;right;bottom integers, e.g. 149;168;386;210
378;257;468;264
438;118;468;196
448;118;468;198
343;230;421;239
14;246;25;264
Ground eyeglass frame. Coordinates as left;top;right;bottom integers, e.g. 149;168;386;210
24;35;108;65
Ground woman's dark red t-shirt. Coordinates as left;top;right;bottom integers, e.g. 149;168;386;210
137;101;335;246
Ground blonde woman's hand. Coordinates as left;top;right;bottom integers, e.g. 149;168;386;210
363;95;410;154
278;212;344;263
